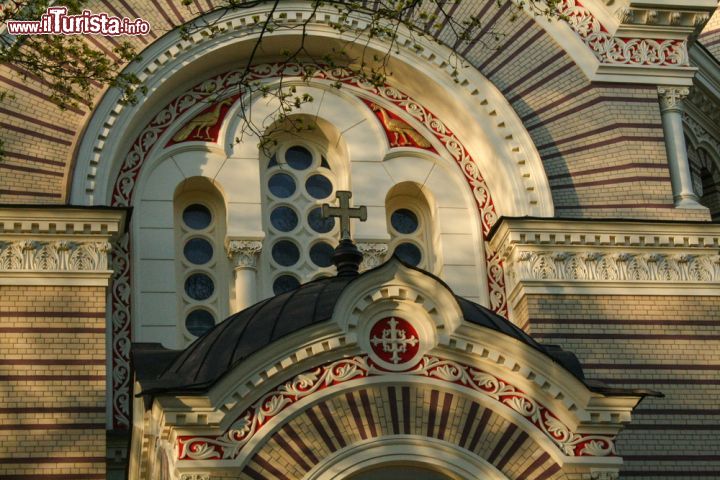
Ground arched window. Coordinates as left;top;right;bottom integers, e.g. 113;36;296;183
174;178;230;340
385;182;438;272
261;141;339;295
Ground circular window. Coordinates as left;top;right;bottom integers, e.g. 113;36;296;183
309;241;335;268
183;238;213;265
391;208;419;234
272;240;300;266
305;174;333;199
273;275;300;295
394;242;422;266
307;207;335;233
268;173;296;198
185;309;215;337
285;145;312;170
183;204;212;230
270;206;298;232
184;273;215;300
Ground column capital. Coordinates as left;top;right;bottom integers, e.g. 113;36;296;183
357;242;388;272
226;239;263;269
658;86;690;112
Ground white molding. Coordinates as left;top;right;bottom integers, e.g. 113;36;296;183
0;208;126;285
0;271;112;286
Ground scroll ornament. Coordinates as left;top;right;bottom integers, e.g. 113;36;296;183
177;355;615;461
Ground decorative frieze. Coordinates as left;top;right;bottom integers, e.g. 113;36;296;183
559;0;688;67
489;218;720;300
0;240;111;272
0;208;126;285
506;250;720;287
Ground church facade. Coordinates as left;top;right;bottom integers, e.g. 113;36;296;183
0;1;719;478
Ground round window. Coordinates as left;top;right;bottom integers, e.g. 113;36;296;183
309;241;334;268
285;145;313;170
184;273;215;300
268;173;296;198
394;242;422;266
185;309;215;337
272;240;300;267
183;238;213;265
307;207;335;233
270;206;299;232
305;174;333;199
182;204;212;230
391;208;419;234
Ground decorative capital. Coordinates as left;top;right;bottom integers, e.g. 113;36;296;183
658;86;690;112
357;242;388;272
226;240;263;269
180;475;210;480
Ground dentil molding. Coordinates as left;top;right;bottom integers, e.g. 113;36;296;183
489;218;720;301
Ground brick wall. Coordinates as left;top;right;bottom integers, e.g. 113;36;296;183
519;294;720;479
700;7;720;63
0;285;107;478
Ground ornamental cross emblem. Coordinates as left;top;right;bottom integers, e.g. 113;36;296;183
370;317;419;364
322;191;367;241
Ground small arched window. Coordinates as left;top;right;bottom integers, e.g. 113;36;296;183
174;178;229;340
385;182;438;272
262;142;339;295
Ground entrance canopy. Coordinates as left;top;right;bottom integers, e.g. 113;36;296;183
131;258;656;480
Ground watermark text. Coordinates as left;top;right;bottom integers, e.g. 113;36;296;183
6;7;150;36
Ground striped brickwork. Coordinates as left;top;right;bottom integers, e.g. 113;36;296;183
238;384;563;480
0;286;107;479
0;0;710;221
700;7;720;62
518;294;720;479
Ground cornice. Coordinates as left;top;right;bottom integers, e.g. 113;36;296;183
0;207;127;284
0;206;127;238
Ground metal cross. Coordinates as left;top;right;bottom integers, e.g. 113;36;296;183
370;317;419;364
321;191;367;241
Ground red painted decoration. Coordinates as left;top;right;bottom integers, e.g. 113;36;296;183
364;100;436;151
369;316;419;365
166;95;239;146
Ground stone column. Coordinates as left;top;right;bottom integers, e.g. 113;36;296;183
226;239;263;311
658;86;701;208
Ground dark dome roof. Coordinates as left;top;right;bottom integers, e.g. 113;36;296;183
135;260;655;397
